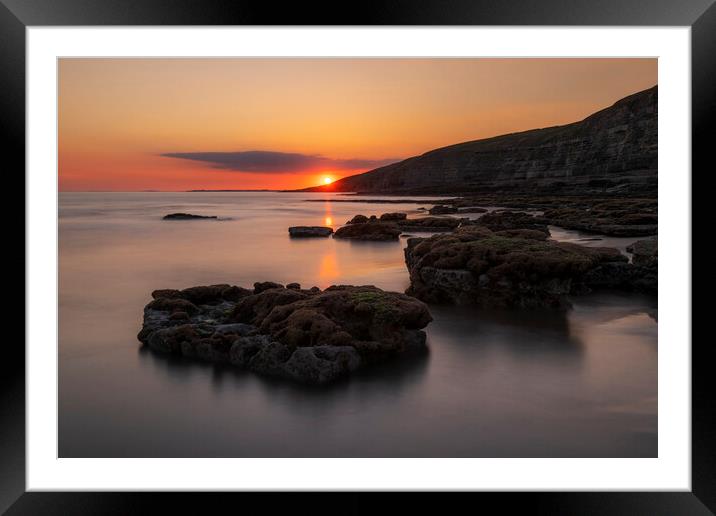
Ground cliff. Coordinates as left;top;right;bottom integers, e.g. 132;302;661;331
304;86;657;195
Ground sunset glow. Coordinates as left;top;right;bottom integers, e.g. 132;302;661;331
58;58;657;191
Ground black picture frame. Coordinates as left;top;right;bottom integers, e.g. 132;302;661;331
3;1;711;514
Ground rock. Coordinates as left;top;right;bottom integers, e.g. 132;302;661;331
346;214;369;224
163;213;218;220
254;281;284;294
204;336;236;363
379;212;407;221
472;211;550;234
397;217;462;232
493;229;549;241
213;323;256;336
146;324;198;354
286;282;301;290
146;297;199;314
151;284;251;305
288;226;334;238
236;287;310;322
539;198;657;237
341;212;462;235
333;222;401;241
416;267;478;304
138;283;432;384
180;284;251;304
283;346;362;384
583;262;657;294
582;236;657;294
627;237;658;267
429;205;459;215
152;289;182;299
404;225;632;308
357;193;657;239
248;341;294;377
252;285;432;360
229;335;270;367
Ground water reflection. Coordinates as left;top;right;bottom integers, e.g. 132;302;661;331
318;252;340;282
428;305;585;367
138;345;430;419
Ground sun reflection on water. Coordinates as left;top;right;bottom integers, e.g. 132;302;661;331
318;251;340;284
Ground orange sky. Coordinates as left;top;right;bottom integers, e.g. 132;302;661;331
58;58;657;191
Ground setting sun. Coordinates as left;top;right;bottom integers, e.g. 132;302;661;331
323;177;333;185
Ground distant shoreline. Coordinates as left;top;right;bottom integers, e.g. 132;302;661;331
188;189;278;192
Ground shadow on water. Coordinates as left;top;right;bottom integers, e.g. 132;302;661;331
568;289;658;323
137;343;430;408
427;304;586;366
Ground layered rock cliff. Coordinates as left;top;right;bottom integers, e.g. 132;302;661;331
305;86;657;195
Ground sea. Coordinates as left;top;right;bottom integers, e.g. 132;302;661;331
58;192;657;457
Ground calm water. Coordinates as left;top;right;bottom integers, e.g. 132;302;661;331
59;192;657;457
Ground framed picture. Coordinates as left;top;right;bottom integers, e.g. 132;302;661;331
5;0;711;513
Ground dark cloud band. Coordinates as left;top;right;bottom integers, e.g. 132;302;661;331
160;150;398;174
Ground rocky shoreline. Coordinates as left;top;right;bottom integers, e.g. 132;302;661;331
449;194;657;237
404;222;656;308
302;191;657;239
325;206;657;306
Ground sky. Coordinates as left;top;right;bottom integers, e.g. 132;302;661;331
58;58;657;191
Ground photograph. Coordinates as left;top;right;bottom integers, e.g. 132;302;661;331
57;57;659;459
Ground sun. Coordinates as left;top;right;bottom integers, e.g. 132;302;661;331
323;176;333;185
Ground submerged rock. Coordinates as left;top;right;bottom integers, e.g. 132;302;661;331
138;283;432;384
163;213;218;220
404;225;641;308
288;226;334;238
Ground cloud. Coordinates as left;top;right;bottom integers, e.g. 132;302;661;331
160;150;399;174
